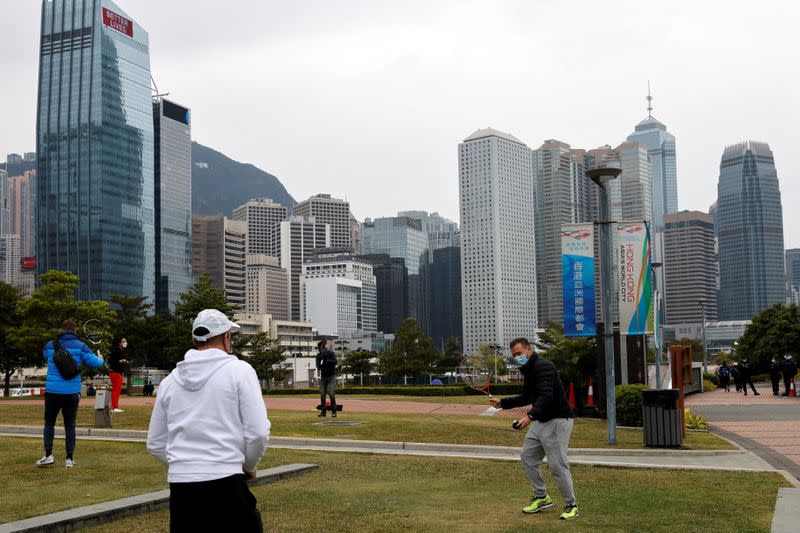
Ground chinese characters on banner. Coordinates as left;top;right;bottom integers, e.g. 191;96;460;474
616;221;654;335
561;224;596;336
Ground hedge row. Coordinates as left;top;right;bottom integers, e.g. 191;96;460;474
265;383;523;396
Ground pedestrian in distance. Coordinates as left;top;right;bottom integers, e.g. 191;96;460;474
107;336;129;412
489;337;579;521
731;362;743;393
782;354;798;397
769;357;782;396
717;361;732;392
147;309;270;533
316;340;338;417
37;319;105;468
738;357;760;396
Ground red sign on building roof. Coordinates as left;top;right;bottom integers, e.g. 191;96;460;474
102;7;133;37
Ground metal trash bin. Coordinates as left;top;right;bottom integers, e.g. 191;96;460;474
642;389;682;447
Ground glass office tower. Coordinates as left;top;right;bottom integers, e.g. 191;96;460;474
154;98;192;313
36;0;154;301
717;141;785;320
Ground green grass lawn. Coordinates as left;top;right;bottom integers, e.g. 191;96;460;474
0;439;780;533
0;402;732;450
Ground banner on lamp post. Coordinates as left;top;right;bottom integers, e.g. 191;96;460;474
561;224;596;336
616;221;654;335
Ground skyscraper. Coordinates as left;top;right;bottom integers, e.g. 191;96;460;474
459;128;537;355
663;211;717;324
273;216;331;321
245;254;290;320
191;214;246;310
292;194;351;250
785;249;800;303
37;0;154;301
232;198;288;256
0;170;9;236
8;170;37;258
153;98;192;313
362;216;428;322
717;141;785;320
626;92;678;231
428;246;462;349
532;140;589;326
361;254;408;334
301;255;377;335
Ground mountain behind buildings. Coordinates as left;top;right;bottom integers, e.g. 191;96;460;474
191;141;295;215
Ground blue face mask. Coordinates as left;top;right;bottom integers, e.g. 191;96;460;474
515;355;529;366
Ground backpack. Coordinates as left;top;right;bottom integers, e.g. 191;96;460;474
718;365;730;377
52;339;80;380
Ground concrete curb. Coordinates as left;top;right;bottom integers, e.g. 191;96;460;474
771;488;800;533
0;464;318;533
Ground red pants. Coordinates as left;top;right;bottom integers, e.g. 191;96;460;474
109;372;123;409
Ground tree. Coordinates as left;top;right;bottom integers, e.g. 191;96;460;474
0;283;36;397
340;350;376;384
378;318;439;380
434;337;463;381
10;270;116;357
240;332;290;390
535;323;597;387
736;303;800;371
173;273;233;324
666;338;705;362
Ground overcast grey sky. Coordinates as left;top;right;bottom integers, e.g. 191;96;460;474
2;0;798;245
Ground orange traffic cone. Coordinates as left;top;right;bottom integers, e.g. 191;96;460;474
568;382;576;408
586;378;596;408
790;380;797;398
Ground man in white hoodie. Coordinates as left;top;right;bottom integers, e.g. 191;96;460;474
147;309;270;532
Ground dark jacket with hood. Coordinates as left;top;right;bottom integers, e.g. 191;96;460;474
499;353;573;422
316;349;337;378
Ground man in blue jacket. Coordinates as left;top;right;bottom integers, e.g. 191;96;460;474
37;319;104;468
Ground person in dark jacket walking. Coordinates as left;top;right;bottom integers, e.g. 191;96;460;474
37;319;104;468
731;362;743;392
782;354;797;396
315;340;337;417
769;357;782;396
489;337;578;521
739;358;760;396
717;361;732;392
107;336;129;412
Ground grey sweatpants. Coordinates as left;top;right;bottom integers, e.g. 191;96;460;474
521;417;576;506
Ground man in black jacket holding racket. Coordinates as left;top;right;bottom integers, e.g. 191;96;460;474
489;337;579;521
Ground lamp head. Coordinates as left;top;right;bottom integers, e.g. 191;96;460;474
585;159;622;186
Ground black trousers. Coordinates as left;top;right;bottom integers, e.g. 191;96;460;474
169;474;262;533
43;393;80;457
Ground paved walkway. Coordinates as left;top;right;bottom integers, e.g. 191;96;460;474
687;382;800;480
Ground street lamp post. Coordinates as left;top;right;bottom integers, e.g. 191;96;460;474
586;160;622;446
698;299;708;376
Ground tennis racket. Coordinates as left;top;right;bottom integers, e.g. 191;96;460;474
84;319;104;355
457;355;493;396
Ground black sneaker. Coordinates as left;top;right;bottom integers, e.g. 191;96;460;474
318;412;326;417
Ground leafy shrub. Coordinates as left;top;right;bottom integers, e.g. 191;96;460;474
703;372;719;386
751;373;769;383
615;384;648;427
703;379;717;392
685;408;709;430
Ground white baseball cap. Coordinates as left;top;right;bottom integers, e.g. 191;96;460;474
192;309;240;341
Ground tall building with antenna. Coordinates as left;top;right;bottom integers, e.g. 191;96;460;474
626;83;678;231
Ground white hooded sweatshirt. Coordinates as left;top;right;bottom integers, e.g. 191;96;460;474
146;348;270;483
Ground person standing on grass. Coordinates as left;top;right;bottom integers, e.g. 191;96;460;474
147;309;270;533
489;337;579;521
37;319;104;468
316;339;338;417
107;336;129;412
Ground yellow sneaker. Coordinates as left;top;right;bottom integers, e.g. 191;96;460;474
522;494;553;514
